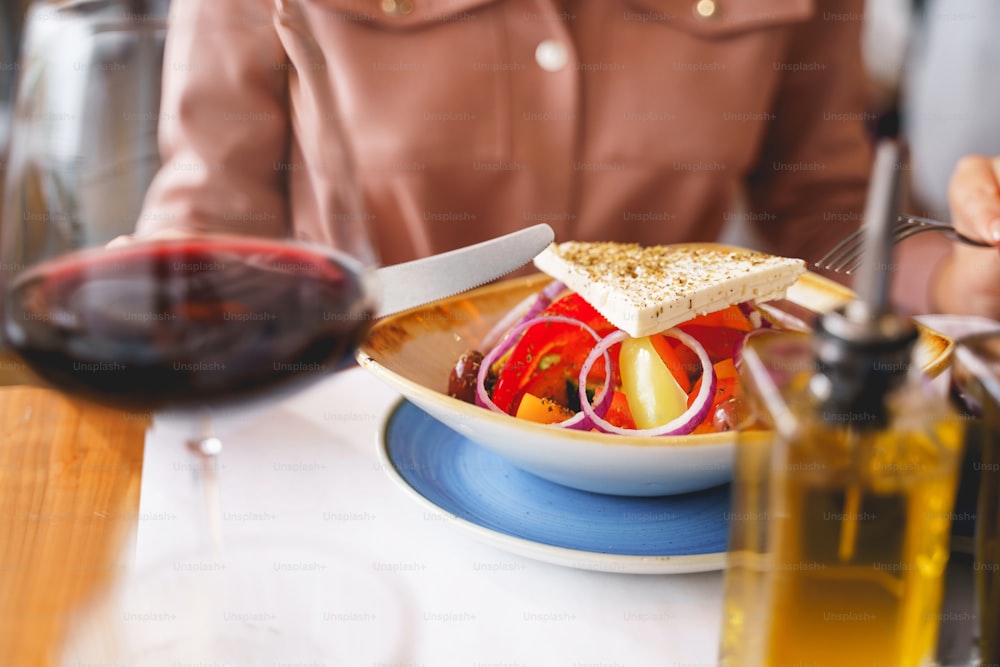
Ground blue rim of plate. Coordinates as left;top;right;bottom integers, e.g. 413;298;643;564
378;399;732;574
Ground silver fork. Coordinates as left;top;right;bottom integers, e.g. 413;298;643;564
815;214;991;274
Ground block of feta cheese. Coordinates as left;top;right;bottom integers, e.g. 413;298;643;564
532;241;807;337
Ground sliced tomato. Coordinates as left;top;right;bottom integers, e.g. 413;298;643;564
489;291;756;428
713;358;739;382
604;390;637;429
677;324;747;363
514;370;571;414
691;376;740;433
666;337;702;385
649;333;692;393
490;293;617;414
687;360;740;406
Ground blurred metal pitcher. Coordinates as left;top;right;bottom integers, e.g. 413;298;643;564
1;0;169;268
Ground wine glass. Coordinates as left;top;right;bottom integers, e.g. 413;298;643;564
0;1;380;551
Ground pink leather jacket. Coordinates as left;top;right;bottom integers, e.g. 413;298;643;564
140;0;871;269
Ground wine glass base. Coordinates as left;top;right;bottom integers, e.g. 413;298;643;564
60;539;414;665
188;436;223;457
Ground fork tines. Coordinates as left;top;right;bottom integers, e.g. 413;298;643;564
815;215;988;274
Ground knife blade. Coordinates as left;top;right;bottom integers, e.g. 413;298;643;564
373;224;555;318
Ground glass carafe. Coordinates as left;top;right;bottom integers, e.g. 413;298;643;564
719;321;965;667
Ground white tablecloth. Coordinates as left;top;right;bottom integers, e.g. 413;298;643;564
134;367;725;666
120;314;1000;666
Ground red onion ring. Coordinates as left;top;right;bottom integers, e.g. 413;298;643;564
578;328;716;437
475;313;611;429
479;293;535;352
479;280;567;351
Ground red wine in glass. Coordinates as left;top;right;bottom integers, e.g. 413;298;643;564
2;236;376;410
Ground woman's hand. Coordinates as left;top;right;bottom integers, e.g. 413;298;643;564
950;155;1000;243
931;155;1000;318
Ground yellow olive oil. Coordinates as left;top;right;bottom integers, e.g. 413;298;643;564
720;332;964;667
762;424;962;667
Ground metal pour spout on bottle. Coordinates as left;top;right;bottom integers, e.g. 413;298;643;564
718;140;966;667
810;140;921;563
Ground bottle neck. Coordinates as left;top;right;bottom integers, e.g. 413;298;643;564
811;307;919;430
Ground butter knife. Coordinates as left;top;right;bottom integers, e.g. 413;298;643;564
374;224;554;318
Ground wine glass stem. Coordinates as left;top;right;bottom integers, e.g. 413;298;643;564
187;416;224;556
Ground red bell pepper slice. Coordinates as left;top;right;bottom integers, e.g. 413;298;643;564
489;292;617;414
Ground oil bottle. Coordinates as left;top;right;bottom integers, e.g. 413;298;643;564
718;141;965;667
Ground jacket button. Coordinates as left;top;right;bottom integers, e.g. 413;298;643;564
694;0;718;18
381;0;414;15
535;40;568;72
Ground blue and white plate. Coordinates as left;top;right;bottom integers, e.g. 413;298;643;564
378;399;732;574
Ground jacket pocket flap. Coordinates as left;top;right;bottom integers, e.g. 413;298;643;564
623;0;815;38
298;0;503;29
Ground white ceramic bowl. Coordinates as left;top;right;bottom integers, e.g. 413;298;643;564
357;258;952;496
